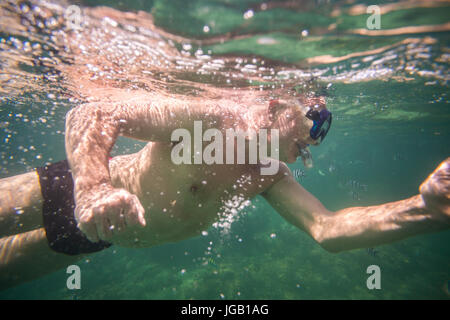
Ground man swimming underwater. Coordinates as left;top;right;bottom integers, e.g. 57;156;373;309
0;92;449;289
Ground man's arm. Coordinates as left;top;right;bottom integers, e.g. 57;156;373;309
65;94;223;241
65;101;141;242
262;159;450;253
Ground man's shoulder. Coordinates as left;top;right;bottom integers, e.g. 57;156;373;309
256;159;292;196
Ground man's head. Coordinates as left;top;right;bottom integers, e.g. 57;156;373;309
267;96;331;164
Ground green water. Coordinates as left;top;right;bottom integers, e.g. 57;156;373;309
0;0;449;299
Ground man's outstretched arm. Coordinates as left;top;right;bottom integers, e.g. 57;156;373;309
65;95;223;241
262;159;450;253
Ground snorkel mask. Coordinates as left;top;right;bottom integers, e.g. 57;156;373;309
298;108;332;169
306;108;332;143
291;79;333;168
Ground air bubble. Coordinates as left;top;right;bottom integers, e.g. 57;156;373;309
243;10;254;20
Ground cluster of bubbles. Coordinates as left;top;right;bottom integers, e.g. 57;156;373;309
211;174;254;234
212;194;252;234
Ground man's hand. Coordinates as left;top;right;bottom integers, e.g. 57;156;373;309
75;185;146;242
419;157;450;223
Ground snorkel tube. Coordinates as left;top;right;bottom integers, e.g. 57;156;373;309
300;146;314;168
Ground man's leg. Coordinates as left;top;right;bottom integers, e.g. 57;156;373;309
0;171;44;237
0;228;86;290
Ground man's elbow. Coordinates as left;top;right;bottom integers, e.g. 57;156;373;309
311;226;343;254
317;237;342;254
65;104;87;129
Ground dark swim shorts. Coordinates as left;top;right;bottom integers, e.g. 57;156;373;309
36;160;111;255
